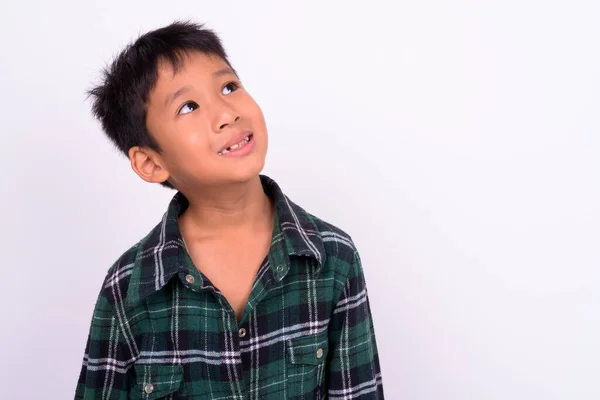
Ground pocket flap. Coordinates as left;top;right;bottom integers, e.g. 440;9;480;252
133;364;183;399
287;332;329;365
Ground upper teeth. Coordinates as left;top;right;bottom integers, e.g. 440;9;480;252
219;136;251;155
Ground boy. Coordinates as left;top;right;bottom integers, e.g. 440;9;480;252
76;21;383;399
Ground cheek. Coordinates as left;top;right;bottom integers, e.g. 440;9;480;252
162;127;214;165
241;95;266;125
250;104;268;134
169;119;212;148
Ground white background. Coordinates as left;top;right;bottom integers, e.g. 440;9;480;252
1;0;599;399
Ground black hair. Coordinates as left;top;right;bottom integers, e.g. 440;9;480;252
88;20;235;189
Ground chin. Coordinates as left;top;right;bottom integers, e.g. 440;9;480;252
226;157;266;184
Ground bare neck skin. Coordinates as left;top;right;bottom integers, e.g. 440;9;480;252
178;175;274;241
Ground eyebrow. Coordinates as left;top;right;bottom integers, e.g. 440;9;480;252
165;85;192;108
164;68;237;107
212;67;236;78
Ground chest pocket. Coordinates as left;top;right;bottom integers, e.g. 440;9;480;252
286;331;329;398
130;364;183;399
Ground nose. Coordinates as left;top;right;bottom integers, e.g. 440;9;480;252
213;100;240;131
219;115;240;130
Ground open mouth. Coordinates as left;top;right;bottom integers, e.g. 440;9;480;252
218;134;253;156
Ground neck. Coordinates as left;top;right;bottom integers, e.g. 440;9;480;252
179;175;273;239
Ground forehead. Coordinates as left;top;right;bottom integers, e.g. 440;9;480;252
156;51;227;80
147;51;231;107
146;51;233;110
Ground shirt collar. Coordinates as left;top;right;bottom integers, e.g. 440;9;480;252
124;175;325;308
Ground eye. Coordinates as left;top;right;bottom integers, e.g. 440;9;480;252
178;101;198;115
221;81;240;95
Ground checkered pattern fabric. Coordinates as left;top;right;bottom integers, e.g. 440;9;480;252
75;175;383;399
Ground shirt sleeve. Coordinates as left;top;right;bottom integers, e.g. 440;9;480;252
326;250;384;399
75;292;136;400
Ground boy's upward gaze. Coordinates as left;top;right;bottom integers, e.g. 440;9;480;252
76;20;383;399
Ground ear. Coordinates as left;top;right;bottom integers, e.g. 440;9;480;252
128;146;171;184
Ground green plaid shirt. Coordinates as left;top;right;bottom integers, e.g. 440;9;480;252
75;175;383;399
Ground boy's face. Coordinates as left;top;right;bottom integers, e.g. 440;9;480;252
143;51;268;190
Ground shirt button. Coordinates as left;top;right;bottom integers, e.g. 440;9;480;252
316;348;324;359
144;383;154;394
276;265;284;273
239;328;247;338
185;274;195;284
